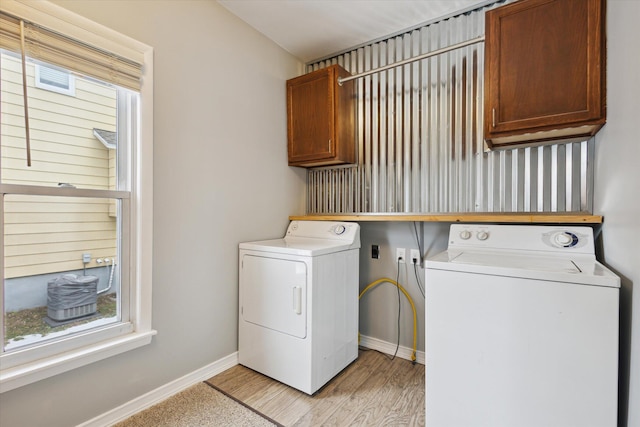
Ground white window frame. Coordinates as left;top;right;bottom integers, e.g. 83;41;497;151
0;0;155;393
34;63;76;96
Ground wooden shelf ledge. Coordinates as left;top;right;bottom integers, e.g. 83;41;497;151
289;213;603;224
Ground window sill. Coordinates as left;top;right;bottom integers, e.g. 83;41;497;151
0;329;157;393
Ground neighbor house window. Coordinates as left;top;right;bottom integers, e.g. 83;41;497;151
34;64;76;96
0;0;154;393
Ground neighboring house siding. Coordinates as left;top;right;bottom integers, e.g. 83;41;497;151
109;145;116;217
1;53;117;279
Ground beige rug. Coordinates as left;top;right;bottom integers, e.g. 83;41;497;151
114;382;281;427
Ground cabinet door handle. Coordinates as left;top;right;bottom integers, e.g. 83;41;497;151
492;108;496;128
328;139;332;151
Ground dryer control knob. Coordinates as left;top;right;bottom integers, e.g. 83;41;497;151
459;230;472;240
477;231;489;241
334;225;346;235
553;232;577;247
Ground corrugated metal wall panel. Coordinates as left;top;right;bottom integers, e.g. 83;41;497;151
305;3;594;214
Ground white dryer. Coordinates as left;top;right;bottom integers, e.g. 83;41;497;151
425;224;620;427
238;220;360;395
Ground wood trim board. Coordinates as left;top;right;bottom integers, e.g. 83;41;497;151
289;213;603;224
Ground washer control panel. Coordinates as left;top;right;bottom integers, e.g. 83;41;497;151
542;230;587;249
449;224;593;254
457;229;490;241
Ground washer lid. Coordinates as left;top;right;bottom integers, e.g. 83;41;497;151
239;237;358;256
426;250;620;288
452;252;581;273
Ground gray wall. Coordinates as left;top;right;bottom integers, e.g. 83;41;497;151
594;1;640;426
357;222;449;354
0;1;305;426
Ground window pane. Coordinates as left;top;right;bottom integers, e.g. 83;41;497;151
1;50;117;190
3;194;121;352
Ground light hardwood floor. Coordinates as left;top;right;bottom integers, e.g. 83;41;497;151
207;349;425;427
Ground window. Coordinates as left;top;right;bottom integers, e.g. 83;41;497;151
34;64;76;96
0;0;154;393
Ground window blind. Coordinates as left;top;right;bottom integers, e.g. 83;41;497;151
0;11;142;91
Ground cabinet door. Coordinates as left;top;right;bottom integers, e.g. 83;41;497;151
287;65;355;167
484;0;605;148
287;67;335;164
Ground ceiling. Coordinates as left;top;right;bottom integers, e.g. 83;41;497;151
217;0;491;63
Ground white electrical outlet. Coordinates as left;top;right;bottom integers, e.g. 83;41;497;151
396;248;406;263
410;249;421;265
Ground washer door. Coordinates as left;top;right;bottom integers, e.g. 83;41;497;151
240;254;307;338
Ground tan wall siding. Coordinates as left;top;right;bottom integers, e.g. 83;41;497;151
1;53;117;279
109;147;117;216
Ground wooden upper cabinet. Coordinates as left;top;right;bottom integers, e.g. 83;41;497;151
484;0;606;149
287;64;355;167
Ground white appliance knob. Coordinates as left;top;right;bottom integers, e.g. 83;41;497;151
335;225;346;235
477;231;489;241
459;230;472;240
554;232;573;246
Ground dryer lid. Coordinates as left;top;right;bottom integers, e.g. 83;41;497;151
239;221;361;256
239;237;358;256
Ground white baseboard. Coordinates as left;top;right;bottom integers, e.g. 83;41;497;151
359;334;425;365
77;352;238;427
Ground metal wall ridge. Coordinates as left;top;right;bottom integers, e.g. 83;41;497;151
305;2;593;215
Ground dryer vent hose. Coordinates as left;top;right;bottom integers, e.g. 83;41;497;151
359;278;417;362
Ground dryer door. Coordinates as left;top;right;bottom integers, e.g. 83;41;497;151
240;254;307;338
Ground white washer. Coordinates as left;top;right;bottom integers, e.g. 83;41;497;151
238;220;360;395
425;224;620;427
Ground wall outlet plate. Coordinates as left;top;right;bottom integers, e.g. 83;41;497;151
410;249;421;265
371;244;379;259
396;248;406;263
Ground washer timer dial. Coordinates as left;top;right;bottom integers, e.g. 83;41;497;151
553;231;579;247
334;225;346;235
459;230;472;240
476;231;489;241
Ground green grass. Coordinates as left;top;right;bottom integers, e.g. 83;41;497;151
4;293;117;345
